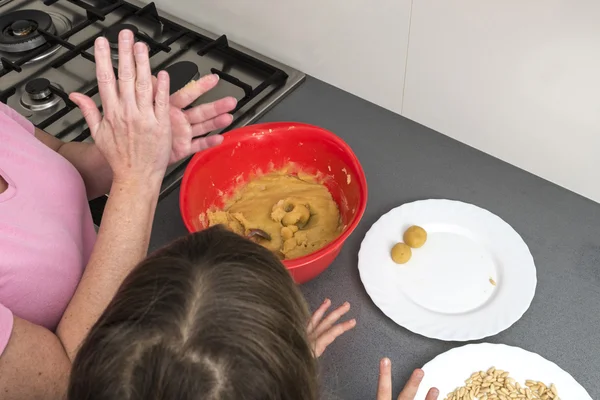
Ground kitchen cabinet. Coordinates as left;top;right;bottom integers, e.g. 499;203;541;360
152;0;412;114
402;1;600;203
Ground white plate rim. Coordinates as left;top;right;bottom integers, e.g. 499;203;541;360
417;343;593;400
358;199;537;341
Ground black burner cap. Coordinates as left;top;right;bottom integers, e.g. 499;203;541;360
10;20;36;36
164;61;200;95
25;78;51;95
104;24;139;47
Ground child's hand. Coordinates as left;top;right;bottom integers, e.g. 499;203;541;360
376;358;439;400
151;74;237;164
307;299;356;357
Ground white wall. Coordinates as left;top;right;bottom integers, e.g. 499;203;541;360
155;0;600;203
153;0;412;114
402;1;600;203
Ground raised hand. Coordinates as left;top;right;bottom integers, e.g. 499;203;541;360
307;299;356;357
69;29;171;184
152;73;237;164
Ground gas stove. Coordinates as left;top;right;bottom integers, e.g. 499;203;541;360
0;0;305;224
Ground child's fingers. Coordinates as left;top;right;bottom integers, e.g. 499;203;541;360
397;369;425;400
377;358;392;400
425;387;440;400
307;298;331;334
313;318;356;357
311;301;351;338
170;73;219;109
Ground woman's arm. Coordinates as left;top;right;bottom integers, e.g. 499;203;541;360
0;317;70;400
57;177;161;359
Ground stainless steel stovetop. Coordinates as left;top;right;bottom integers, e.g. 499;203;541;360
0;0;305;223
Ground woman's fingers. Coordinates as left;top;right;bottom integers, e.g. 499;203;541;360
117;29;136;105
68;92;102;137
170;73;220;109
133;41;153;111
425;387;440;400
307;298;331;334
190;113;233;137
313;318;356;357
184;96;237;124
154;71;171;124
311;301;351;338
377;358;393;400
93;37;118;114
397;369;425;400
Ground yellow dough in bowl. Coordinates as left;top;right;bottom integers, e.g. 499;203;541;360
205;171;342;260
391;242;412;264
403;225;427;248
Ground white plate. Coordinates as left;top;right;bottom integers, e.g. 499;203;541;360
358;199;536;341
416;343;593;400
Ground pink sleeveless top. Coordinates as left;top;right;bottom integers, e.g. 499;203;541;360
0;102;96;355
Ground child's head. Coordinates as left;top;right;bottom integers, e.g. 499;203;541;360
69;225;318;400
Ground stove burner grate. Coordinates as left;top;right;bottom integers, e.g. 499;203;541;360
1;1;289;136
0;10;56;53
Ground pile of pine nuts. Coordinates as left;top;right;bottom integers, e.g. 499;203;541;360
444;367;561;400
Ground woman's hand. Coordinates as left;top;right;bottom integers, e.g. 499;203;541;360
307;299;356;357
69;30;172;184
377;358;439;400
153;74;237;164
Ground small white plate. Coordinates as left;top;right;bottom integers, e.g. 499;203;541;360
416;343;593;400
358;199;536;341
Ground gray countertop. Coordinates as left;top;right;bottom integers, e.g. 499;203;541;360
149;77;600;399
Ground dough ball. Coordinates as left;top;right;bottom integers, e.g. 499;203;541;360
403;225;427;248
282;237;298;253
270;201;287;222
281;226;295;240
391;242;412;264
281;225;299;240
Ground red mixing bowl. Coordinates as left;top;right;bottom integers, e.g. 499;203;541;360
180;122;368;284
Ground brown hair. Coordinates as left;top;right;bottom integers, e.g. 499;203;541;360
68;225;318;400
